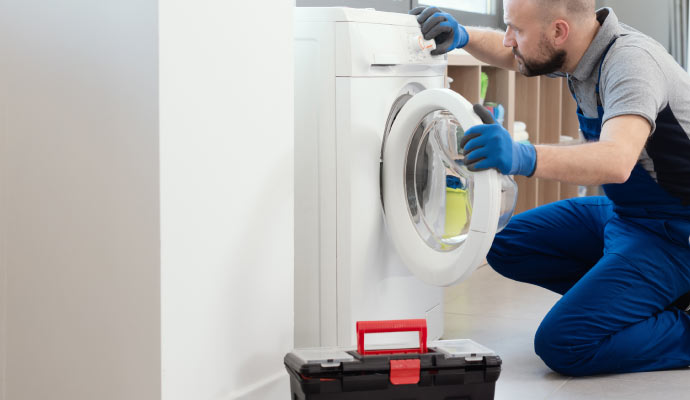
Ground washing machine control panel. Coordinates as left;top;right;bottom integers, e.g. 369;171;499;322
335;22;447;76
407;34;437;62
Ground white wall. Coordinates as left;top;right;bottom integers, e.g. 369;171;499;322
0;1;161;399
597;0;672;50
159;1;294;399
0;1;294;398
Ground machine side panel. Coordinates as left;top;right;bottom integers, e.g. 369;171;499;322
335;78;352;346
294;21;338;348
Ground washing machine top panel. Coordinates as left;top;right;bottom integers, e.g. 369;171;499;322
382;88;510;287
295;7;420;26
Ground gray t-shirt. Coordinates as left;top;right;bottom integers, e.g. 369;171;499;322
564;8;690;201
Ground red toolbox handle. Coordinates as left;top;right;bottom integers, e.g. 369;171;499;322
356;319;428;356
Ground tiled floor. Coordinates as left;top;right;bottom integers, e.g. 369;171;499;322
443;265;690;400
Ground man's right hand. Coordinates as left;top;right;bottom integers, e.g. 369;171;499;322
409;6;469;55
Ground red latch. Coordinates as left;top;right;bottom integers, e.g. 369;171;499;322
389;359;421;385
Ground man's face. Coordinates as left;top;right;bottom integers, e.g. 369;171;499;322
503;0;566;76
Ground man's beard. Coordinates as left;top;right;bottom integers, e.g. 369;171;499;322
513;39;567;77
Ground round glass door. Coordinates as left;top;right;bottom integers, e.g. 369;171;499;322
381;88;516;287
405;110;476;252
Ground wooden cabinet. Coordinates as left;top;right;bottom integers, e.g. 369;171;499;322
447;51;587;214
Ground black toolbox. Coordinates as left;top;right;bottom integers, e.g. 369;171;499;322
284;319;501;399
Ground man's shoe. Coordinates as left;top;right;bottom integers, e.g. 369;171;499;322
670;291;690;312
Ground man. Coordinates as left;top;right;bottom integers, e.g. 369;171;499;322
413;0;690;377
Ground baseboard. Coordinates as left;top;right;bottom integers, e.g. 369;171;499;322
0;264;5;400
0;218;6;400
225;371;289;400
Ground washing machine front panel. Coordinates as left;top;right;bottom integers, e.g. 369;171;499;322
382;88;502;287
335;76;446;347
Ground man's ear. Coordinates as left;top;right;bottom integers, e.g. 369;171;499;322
553;19;570;47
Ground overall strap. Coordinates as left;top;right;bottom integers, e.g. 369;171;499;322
595;37;619;106
566;74;580;110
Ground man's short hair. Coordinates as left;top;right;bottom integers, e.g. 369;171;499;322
534;0;595;18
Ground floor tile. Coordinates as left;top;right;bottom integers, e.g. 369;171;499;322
443;313;570;400
445;265;561;321
549;374;690;400
584;368;690;388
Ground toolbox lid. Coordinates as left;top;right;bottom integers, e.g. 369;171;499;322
291;347;356;368
285;339;501;378
431;339;497;362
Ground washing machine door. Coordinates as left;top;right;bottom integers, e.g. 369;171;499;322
381;88;504;287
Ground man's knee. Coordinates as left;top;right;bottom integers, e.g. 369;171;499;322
534;312;598;377
486;233;519;280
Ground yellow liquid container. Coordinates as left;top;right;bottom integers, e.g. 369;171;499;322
444;187;471;238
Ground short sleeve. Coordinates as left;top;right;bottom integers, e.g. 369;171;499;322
600;45;667;134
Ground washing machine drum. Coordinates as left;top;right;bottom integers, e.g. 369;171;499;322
381;88;517;287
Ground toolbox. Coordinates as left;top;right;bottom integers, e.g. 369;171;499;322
284;319;502;399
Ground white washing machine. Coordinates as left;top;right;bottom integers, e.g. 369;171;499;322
294;7;517;349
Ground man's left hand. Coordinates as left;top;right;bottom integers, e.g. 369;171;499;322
461;104;537;176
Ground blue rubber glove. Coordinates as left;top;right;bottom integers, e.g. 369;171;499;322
460;105;537;176
409;6;469;55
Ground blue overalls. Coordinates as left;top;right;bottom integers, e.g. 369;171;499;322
487;38;690;376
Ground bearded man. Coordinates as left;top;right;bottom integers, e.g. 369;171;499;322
413;0;690;376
